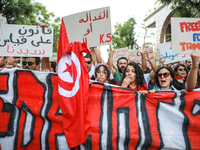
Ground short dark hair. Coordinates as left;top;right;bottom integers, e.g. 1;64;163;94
117;57;128;66
84;54;92;61
174;63;186;73
24;57;41;65
154;66;175;88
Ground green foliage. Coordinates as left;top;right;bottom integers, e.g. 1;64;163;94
112;17;139;50
157;0;200;17
0;0;61;53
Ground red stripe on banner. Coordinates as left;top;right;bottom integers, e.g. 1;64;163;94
0;74;8;92
16;72;45;149
184;91;200;149
48;75;64;149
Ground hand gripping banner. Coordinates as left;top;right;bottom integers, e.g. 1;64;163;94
0;69;200;150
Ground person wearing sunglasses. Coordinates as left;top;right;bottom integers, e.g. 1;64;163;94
23;57;41;71
84;47;103;78
90;64;117;84
121;61;148;91
152;66;176;91
173;64;187;90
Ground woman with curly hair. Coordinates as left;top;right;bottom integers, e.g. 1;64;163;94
121;61;148;91
90;64;117;85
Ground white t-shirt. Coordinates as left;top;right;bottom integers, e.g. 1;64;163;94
144;73;151;87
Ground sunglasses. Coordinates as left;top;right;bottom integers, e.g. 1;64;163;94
157;72;170;78
97;70;108;74
22;61;35;66
178;68;186;71
86;61;92;64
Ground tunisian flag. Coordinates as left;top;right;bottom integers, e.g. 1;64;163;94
57;18;91;148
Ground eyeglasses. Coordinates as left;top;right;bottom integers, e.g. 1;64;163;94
97;70;108;74
86;61;92;64
157;72;170;78
178;68;186;71
22;61;35;66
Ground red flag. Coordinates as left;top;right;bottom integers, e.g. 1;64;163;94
57;18;91;148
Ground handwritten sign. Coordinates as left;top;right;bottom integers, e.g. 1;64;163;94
0;24;53;57
171;17;200;54
113;47;129;66
158;42;191;64
128;47;155;65
62;6;112;47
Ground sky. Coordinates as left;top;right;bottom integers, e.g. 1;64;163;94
34;0;155;62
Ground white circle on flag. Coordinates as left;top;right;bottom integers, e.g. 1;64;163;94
58;52;81;97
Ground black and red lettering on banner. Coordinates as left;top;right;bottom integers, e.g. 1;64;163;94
0;69;200;150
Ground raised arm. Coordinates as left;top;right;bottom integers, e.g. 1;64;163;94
94;47;102;64
146;51;158;79
185;51;200;92
140;43;147;73
108;45;116;75
90;47;96;65
128;51;135;63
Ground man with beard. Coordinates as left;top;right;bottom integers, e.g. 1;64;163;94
108;45;128;82
22;57;41;71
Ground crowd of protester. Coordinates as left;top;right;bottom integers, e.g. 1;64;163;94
1;43;200;94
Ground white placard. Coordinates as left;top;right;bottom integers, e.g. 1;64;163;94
0;24;53;57
171;17;200;54
113;47;129;66
158;42;191;64
63;6;112;47
128;47;155;65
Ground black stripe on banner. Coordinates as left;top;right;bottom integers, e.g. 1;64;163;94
141;94;152;150
99;85;113;150
116;107;130;150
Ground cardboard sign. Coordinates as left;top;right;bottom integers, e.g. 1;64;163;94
158;42;191;64
113;47;129;66
1;69;200;149
0;24;53;57
128;47;155;65
62;6;112;47
171;17;200;54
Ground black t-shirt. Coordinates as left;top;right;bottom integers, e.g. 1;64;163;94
173;79;186;90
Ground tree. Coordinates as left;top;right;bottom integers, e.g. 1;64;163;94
157;0;200;17
0;0;55;25
0;0;61;52
112;17;139;50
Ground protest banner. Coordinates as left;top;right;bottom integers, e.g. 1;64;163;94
158;42;191;64
171;17;200;54
62;6;112;47
0;24;54;57
128;47;155;65
113;47;129;66
1;69;200;149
